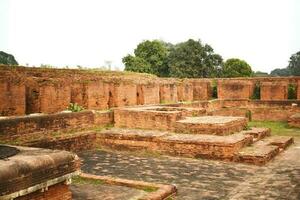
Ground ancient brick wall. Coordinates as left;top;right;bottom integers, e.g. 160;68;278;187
85;81;110;110
25;78;71;114
260;81;288;100
137;83;160;105
26;131;97;152
110;82;137;107
159;82;178;103
16;183;71;200
190;80;212;100
217;80;254;100
0;80;25;116
0;110;113;138
70;83;87;108
177;81;193;102
2;66;300;117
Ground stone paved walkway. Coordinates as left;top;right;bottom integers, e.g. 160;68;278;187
78;138;300;200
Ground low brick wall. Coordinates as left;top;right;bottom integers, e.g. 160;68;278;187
16;183;71;200
114;106;205;131
0;110;113;138
25;131;97;152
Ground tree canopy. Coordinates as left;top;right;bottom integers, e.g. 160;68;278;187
123;40;169;77
221;58;253;77
270;51;300;77
287;51;300;76
0;51;18;65
168;39;223;78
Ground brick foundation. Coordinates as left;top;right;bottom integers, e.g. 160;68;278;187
16;183;71;200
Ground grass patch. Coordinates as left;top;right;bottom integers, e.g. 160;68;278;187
248;121;300;137
72;176;104;185
141;186;158;193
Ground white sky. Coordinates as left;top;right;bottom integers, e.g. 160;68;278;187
0;0;299;73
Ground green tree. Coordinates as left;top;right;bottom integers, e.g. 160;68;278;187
122;55;151;73
287;51;300;76
253;71;269;77
123;40;169;77
168;39;223;78
0;51;18;65
270;68;291;76
222;58;252;77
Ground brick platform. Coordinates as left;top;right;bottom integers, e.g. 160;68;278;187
288;113;300;128
175;116;248;135
114;106;205;131
97;128;253;160
97;127;293;165
0;146;80;199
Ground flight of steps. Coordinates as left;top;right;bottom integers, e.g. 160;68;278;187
97;126;294;165
234;128;294;165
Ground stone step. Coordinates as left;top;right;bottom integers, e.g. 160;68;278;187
98;128;253;160
240;127;271;142
174;116;248;136
263;136;294;150
234;140;280;165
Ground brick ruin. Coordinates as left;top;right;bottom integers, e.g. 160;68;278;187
0;65;299;199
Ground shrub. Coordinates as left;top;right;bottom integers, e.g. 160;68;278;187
251;83;261;100
288;84;297;99
67;103;84;112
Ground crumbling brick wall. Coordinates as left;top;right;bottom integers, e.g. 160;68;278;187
137;83;160;105
0;79;25;116
190;80;212;100
0;110;113;138
159;81;178;103
25;78;71;114
260;81;288;100
217;79;254;100
85;81;110;110
177;81;193;102
16;183;71;200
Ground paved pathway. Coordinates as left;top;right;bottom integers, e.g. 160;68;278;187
78;138;300;200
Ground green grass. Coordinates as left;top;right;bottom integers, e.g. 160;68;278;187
248;121;300;137
72;176;104;185
141;186;158;193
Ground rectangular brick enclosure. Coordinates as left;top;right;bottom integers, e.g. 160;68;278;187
175;116;248;135
114;106;206;131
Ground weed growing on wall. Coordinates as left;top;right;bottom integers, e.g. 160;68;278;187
67;103;84;112
288;84;297;99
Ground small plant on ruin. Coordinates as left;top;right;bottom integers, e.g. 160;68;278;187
288;84;297;100
251;83;261;100
67;103;84;112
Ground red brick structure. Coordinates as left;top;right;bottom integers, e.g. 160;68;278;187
0;80;25;116
260;81;288;100
16;183;72;200
177;81;193;102
25;78;71;114
114;106;205;131
159;81;178;103
137;83;160;105
0;146;80;200
190;80;212;100
0;110;113;138
217;79;254;100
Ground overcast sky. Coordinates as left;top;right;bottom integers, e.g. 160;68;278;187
0;0;299;72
